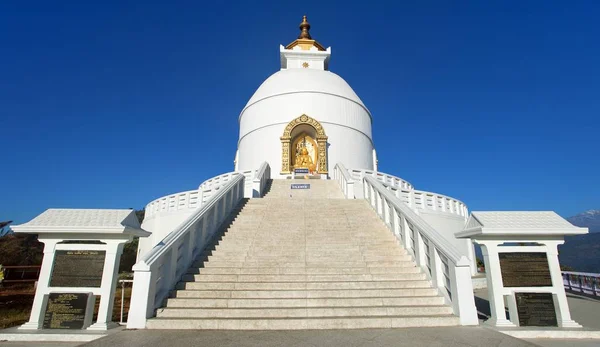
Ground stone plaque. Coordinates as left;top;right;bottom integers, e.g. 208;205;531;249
50;250;105;287
291;184;310;189
294;168;309;174
516;292;558;326
43;293;91;329
499;252;552;287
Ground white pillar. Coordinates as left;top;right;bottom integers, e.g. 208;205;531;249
479;242;516;327
19;239;59;330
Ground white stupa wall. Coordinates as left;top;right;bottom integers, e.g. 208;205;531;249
237;91;374;176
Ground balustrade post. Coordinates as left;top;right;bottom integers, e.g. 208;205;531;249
401;216;411;253
449;260;479;325
430;248;445;293
166;247;178;294
383;199;391;226
377;192;384;216
392;209;402;241
127;265;156;329
414;231;427;270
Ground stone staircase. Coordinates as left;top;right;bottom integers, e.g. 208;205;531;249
146;179;458;329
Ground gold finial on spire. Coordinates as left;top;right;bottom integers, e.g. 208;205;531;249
298;15;312;39
286;15;325;51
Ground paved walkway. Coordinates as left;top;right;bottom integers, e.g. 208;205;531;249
79;327;536;347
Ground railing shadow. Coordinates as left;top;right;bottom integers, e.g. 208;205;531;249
189;198;250;270
261;179;274;197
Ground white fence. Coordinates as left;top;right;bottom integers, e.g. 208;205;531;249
145;170;255;219
348;169;413;191
126;175;246;329
347;168;467;220
383;186;467;220
333;163;355;199
563;271;600;297
361;175;478;325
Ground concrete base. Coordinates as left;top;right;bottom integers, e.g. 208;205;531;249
472;274;488;290
0;326;123;342
491;327;600;339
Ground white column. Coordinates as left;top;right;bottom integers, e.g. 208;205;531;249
19;239;59;330
545;242;582;328
88;241;126;330
479;242;515;327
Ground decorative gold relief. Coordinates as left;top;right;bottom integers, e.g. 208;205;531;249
302;62;309;68
280;114;328;175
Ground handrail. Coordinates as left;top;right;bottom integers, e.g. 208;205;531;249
145;170;255;219
333;163;355;199
363;176;478;325
349;169;413;191
127;174;245;329
563;271;600;297
251;162;271;198
348;167;467;220
381;185;468;220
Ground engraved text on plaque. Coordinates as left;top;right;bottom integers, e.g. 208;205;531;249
499;252;552;287
50;250;105;287
42;293;91;329
516;292;558;326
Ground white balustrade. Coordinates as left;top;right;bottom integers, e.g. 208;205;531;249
563;271;600;297
348;169;413;191
127;175;246;329
251;161;271;198
386;187;468;220
333;163;355;199
347;167;467;220
145;169;257;219
363;176;478;325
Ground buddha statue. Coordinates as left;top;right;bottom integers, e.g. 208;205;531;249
294;147;314;168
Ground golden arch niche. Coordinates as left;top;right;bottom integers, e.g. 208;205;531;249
280;115;328;175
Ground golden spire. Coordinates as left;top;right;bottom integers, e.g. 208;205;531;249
298;15;312;39
286;15;325;51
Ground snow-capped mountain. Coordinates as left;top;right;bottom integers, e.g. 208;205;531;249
559;209;600;272
567;210;600;233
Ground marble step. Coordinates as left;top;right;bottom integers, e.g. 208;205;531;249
187;267;419;275
171;288;438;299
183;273;427;282
165;296;445;308
145;315;459;330
197;260;416;268
202;254;414;262
178;280;432;291
156;305;453;318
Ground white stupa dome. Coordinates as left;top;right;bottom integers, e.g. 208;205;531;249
243;68;368;113
235;16;376;177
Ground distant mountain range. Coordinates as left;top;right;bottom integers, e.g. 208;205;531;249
0;221;13;237
566;210;600;233
559;210;600;273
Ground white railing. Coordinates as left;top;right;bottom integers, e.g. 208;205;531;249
383;186;468;220
145;169;255;219
126;175;245;329
346;167;467;220
363;176;478;325
349;169;413;191
251;162;271;198
333;163;355;199
563;271;600;297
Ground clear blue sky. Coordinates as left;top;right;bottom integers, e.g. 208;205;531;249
1;1;598;224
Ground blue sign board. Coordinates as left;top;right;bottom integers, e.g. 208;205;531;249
294;168;309;174
291;184;310;190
